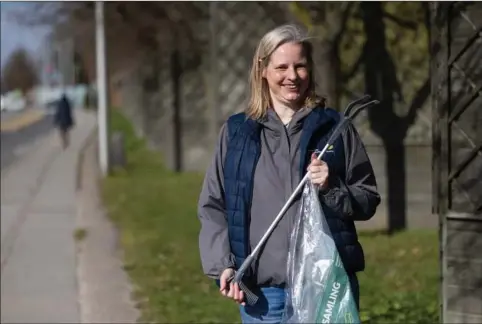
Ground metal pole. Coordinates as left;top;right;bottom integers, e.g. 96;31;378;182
95;1;110;176
57;42;64;87
171;37;182;172
68;38;75;86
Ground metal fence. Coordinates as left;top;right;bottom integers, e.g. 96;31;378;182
113;2;293;171
110;2;433;174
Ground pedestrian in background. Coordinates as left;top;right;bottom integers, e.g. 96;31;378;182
54;93;75;149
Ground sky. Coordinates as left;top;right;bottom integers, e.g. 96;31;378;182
0;2;51;68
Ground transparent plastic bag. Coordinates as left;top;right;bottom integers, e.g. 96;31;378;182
282;182;360;324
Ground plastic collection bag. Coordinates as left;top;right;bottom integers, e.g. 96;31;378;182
282;182;360;324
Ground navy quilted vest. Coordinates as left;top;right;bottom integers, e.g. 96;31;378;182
224;107;364;278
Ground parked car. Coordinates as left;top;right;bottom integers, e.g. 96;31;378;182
0;91;27;112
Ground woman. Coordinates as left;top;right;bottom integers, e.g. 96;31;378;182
197;24;380;323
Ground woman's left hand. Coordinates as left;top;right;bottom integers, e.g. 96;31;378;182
307;153;329;191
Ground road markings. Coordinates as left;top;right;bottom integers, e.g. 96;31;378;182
0;110;45;133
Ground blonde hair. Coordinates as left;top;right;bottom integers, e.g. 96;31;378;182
246;24;325;120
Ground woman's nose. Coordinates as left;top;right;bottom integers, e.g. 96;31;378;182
287;66;298;80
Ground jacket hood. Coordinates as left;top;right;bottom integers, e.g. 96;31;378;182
259;107;313;136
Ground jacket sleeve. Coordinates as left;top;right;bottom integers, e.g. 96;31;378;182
197;123;235;279
320;122;381;221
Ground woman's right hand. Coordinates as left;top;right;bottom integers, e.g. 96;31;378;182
219;268;245;306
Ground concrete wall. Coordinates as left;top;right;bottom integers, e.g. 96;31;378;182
357;144;435;231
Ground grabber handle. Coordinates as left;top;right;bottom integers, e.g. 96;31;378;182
225;259;259;306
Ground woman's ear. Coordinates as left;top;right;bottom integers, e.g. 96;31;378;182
261;66;267;79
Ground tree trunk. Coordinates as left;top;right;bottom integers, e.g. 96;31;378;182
384;137;407;233
314;40;341;109
171;41;183;173
361;2;408;233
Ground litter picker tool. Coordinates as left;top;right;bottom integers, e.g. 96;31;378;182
228;95;380;306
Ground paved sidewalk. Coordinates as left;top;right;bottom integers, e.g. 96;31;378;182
75;133;140;323
1;109;95;323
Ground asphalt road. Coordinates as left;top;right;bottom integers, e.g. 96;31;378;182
0;114;55;171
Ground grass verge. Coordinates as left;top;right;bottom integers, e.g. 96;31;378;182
102;109;440;323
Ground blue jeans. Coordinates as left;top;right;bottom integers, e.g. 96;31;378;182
239;287;286;324
239;275;360;324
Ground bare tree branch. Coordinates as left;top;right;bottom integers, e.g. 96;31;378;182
383;11;417;30
342;50;365;82
333;2;356;43
402;76;431;132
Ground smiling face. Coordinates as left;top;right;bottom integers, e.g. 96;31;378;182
262;42;310;109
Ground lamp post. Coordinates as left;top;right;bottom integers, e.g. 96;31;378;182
95;1;110;176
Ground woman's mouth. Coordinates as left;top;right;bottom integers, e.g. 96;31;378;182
284;84;299;90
